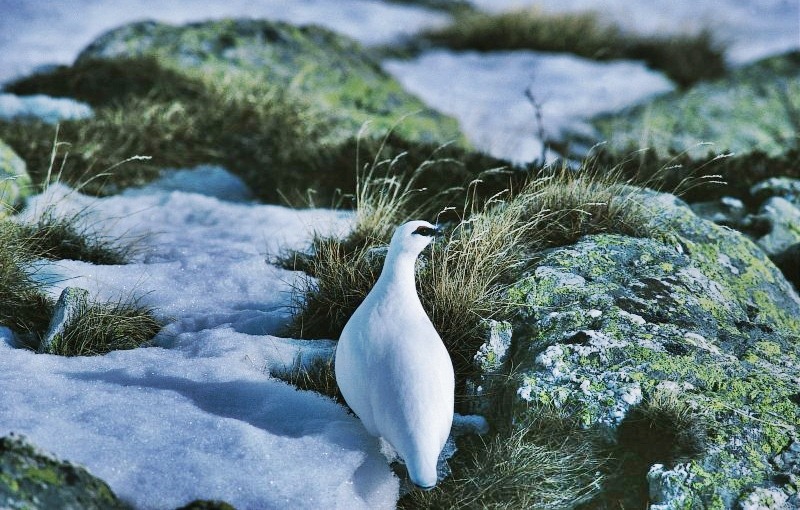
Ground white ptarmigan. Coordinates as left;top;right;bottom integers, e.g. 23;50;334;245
335;220;455;490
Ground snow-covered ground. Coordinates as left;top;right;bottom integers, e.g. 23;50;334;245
0;169;407;510
469;0;800;64
384;50;674;162
0;93;92;123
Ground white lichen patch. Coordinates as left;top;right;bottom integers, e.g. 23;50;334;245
534;265;587;288
648;463;696;510
682;332;722;355
717;253;741;275
519;332;642;427
618;309;646;326
739;487;791;510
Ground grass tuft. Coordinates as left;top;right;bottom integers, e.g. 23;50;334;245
398;412;606;509
0;221;54;337
600;388;711;506
42;297;162;357
273;355;343;403
14;209;129;264
518;163;659;252
0;58;329;200
617;389;710;467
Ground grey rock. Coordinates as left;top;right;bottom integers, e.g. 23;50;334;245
38;287;89;354
750;177;800;208
690;196;747;227
756;197;800;256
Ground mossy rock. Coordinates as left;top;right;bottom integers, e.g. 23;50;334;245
0;138;32;213
505;190;800;507
0;434;129;510
578;51;800;158
75;19;463;145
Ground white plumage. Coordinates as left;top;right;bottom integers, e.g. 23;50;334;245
335;220;455;490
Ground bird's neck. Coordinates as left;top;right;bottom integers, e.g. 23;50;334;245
375;251;418;294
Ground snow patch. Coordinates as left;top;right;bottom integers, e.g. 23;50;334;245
384;50;673;162
0;93;92;123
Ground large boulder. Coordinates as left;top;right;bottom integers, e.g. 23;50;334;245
75;18;463;145
0;434;129;509
504;191;800;507
0;138;32;212
579;51;800;157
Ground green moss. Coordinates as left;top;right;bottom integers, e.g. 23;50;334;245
24;467;61;486
586;52;800;157
77;19;463;146
0;435;129;509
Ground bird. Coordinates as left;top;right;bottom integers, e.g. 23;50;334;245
335;220;455;490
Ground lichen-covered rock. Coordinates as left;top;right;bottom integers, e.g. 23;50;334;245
0;138;32;212
0;434;129;510
504;190;800;507
581;51;800;157
76;19;463;145
464;319;513;415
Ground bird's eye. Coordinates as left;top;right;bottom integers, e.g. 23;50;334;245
413;226;438;237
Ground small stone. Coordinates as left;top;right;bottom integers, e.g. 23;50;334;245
756;197;800;256
648;463;695;510
38;287;90;354
751;177;800;207
472;320;512;373
0;434;128;509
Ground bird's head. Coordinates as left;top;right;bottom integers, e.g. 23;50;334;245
388;220;442;259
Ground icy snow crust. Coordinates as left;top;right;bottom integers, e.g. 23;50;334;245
0;170;403;510
384;50;674;162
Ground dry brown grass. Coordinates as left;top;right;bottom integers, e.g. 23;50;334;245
398;416;606;509
42;297;162;357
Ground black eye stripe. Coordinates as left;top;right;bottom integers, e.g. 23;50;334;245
412;226;437;237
